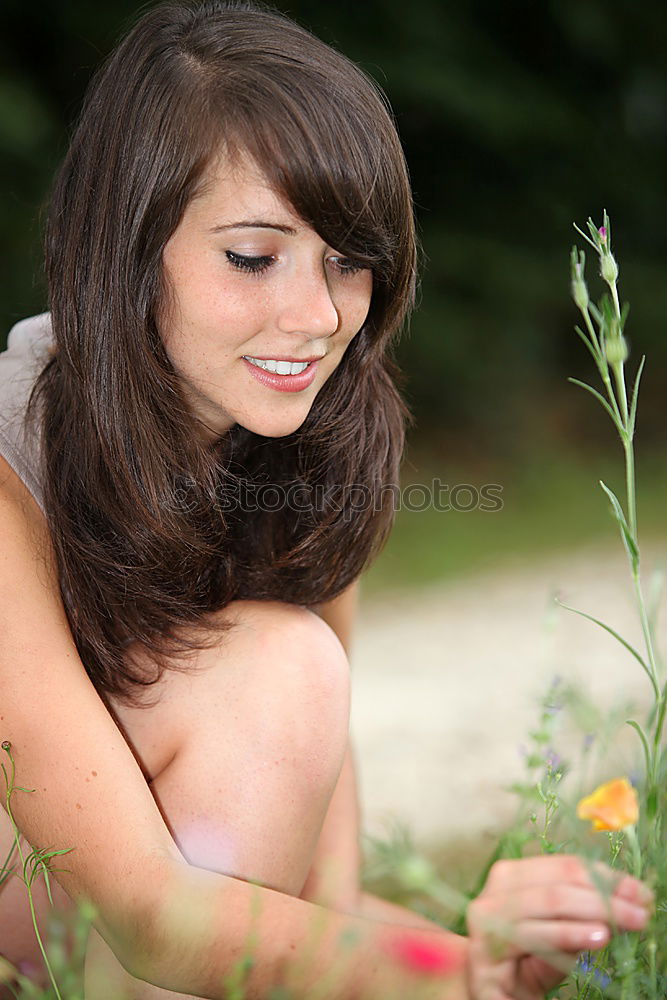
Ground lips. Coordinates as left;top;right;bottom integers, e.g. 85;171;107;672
243;355;325;363
242;356;320;393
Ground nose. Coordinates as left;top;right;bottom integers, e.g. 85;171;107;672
276;265;340;339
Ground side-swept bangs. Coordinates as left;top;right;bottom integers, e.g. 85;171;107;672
208;41;416;351
47;1;416;378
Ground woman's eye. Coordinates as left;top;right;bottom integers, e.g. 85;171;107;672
330;257;369;277
226;251;274;275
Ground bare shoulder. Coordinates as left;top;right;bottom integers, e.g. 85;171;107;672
0;455;181;961
311;579;360;657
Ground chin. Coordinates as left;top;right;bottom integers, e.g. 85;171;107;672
239;414;309;439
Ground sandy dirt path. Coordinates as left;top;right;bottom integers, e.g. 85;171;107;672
350;541;666;849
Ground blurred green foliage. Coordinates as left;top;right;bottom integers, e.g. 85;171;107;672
2;0;667;458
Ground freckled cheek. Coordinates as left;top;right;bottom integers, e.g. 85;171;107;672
344;291;373;340
176;286;267;353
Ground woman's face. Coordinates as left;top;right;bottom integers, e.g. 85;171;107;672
160;155;373;441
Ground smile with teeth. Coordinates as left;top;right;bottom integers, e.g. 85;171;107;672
243;356;311;375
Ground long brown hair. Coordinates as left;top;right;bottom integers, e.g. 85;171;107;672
31;0;417;705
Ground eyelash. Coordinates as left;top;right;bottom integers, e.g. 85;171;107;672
225;250;367;278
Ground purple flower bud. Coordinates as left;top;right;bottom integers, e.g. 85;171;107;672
598;227;607;241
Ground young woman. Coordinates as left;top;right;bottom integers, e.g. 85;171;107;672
0;2;652;998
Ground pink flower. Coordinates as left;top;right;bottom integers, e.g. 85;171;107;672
385;933;463;975
598;226;607;241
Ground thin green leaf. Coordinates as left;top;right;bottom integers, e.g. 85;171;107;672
41;847;73;859
599;480;639;573
626;719;651;779
41;864;54;903
589;301;602;325
573;222;599;252
568;378;618;424
629;354;646;436
0;844;17;888
555;598;658;698
573;324;599;361
620;300;630;331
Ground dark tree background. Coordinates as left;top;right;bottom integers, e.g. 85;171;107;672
3;0;667;463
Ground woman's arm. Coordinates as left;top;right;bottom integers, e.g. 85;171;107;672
0;458;180;960
0;463;469;998
1;473;650;1000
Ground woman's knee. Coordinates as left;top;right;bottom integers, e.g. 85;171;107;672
138;600;351;893
201;599;351;772
109;599;351;789
220;599;350;707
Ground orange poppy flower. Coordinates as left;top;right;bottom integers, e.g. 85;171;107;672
576;778;639;831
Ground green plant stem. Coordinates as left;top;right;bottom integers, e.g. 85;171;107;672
652;688;667;784
608;272;663;788
620;420;662;791
648;937;657;1000
581;308;623;428
613;361;629;428
1;745;63;1000
611;281;622;328
624;826;642;879
631;567;660;694
623;438;637;542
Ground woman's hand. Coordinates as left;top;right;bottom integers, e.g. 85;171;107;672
466;855;652;1000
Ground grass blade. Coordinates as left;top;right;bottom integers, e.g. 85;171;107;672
555;598;658;698
568;378;618;424
599;480;639;573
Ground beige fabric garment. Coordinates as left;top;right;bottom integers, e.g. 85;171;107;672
0;313;53;511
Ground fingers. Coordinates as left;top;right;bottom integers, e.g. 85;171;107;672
613;872;654;907
498;918;609;957
478;883;649;931
468;903;610;965
483;856;653;911
468;862;650;963
485;855;621;891
465;855;653;1000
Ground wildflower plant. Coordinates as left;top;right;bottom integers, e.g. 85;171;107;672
365;214;666;998
544;213;666;997
0;741;92;1000
497;215;666;998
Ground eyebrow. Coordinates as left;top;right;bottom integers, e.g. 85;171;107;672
210;220;298;235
